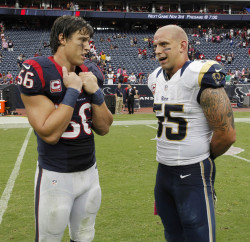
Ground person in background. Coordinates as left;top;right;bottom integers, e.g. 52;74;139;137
128;72;137;84
115;83;123;114
126;83;136;114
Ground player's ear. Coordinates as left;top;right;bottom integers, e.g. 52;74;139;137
180;40;188;53
58;33;66;45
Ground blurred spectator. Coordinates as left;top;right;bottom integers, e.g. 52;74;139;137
133;37;137;46
148;37;152;48
234;68;240;81
138;48;142;58
101;52;106;62
231;52;235;60
9;77;14;84
138;73;145;84
227;54;232;64
194;49;200;59
43;41;49;48
2;39;8;51
6;71;12;80
7;40;13;51
199;53;205;60
221;53;226;63
130;38;134;47
115;83;123;114
96;54;101;64
195;39;200;45
128;72;137;83
90;45;97;56
69;2;74;10
0;52;2;63
107;64;113;73
38;49;42;56
106;54;111;62
17;53;25;68
215;53;222;62
122;68;127;76
118;74;124;83
225;72;232;85
107;71;114;85
229;39;233;47
123;73;128;83
117;66;122;77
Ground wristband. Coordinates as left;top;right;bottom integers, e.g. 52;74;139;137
61;88;80;108
92;88;104;106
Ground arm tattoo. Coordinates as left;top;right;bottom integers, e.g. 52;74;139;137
200;87;235;132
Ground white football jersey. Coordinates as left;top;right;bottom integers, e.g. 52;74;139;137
149;60;226;166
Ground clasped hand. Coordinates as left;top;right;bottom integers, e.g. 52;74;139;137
62;66;99;94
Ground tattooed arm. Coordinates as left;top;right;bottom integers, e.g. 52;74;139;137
200;87;236;158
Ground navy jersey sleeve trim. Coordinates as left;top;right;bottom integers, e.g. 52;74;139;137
180;60;192;76
156;68;162;78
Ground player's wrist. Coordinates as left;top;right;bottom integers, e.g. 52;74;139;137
61;87;80;108
92;88;104;106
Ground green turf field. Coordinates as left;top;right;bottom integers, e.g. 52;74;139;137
0;112;249;241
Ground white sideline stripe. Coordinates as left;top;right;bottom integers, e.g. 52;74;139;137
146;124;157;130
0;128;32;225
0;117;250;129
232;155;250;163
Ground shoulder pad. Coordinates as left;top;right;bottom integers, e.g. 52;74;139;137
199;60;226;88
190;60;226;88
18;58;46;95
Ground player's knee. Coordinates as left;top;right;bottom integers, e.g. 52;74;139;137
86;185;101;214
72;226;95;242
46;206;70;235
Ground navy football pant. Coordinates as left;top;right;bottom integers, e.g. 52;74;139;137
155;158;216;242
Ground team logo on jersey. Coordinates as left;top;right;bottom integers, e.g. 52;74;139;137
22;63;31;70
151;83;156;95
212;72;224;86
161;96;168;101
50;79;62;93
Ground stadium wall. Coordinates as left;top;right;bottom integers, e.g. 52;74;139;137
0;8;250;21
11;84;250;109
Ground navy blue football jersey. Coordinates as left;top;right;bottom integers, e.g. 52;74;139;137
18;56;104;172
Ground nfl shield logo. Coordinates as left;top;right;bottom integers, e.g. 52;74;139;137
50;79;62;93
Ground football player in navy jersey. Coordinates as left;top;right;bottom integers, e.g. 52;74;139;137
18;16;113;242
149;25;236;242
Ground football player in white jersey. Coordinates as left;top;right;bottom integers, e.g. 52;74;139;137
149;25;236;242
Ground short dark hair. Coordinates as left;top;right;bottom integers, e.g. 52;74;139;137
50;15;94;54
